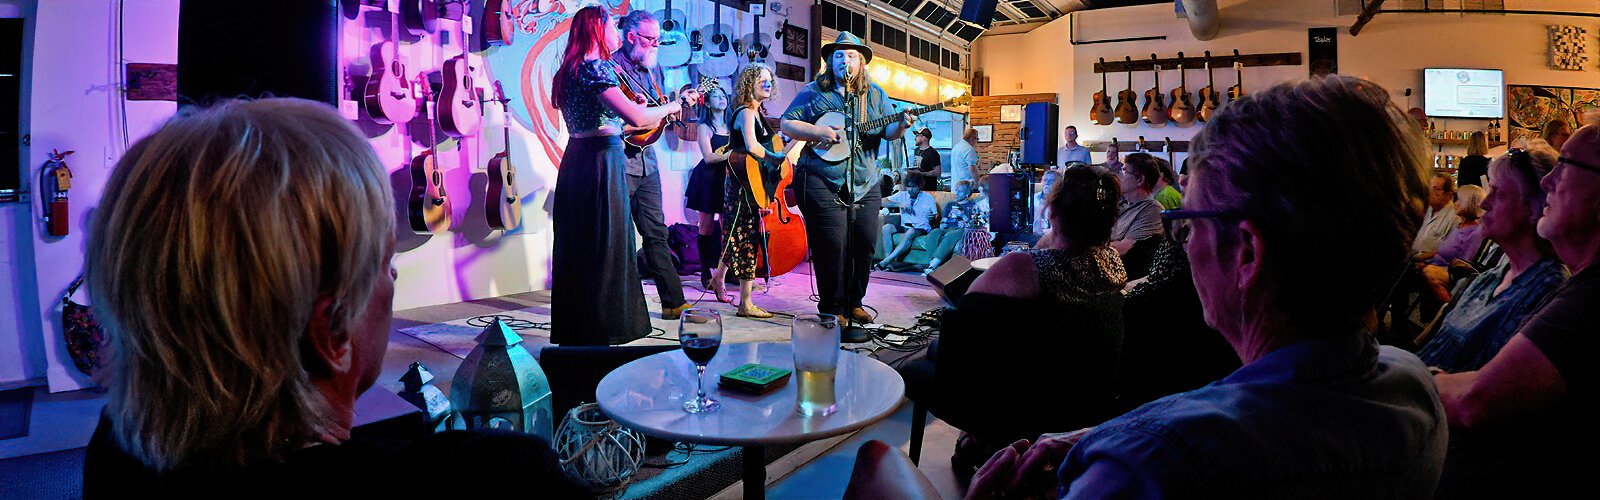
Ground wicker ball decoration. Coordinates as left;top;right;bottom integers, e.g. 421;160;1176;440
555;403;647;490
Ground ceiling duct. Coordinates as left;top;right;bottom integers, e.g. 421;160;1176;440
1055;0;1220;40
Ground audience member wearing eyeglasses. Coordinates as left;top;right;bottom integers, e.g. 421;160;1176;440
1432;126;1600;499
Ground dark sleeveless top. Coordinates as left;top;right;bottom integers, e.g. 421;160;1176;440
1025;246;1127;306
727;105;774;155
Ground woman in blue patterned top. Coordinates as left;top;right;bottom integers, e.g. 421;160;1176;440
549;6;698;346
1416;142;1568;373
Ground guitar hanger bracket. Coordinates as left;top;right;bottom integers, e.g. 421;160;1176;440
1093;52;1302;73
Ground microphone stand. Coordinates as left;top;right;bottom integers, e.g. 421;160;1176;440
839;75;872;344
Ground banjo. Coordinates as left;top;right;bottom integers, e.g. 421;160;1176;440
809;93;971;163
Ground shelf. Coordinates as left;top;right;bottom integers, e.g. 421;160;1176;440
1093;52;1302;73
1429;138;1506;147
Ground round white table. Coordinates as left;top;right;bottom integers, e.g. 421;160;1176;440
596;342;906;499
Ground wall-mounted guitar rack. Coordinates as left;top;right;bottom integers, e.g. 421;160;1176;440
1092;52;1302;73
1086;137;1189;153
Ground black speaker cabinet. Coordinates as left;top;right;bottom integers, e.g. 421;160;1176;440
926;255;978;306
959;0;1001;28
177;0;340;106
1021;101;1058;166
987;172;1032;234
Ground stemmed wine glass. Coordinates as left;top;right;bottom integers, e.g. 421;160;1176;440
680;308;722;414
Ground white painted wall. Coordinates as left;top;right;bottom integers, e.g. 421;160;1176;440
973;0;1600;167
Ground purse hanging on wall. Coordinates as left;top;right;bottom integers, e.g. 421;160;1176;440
62;274;108;377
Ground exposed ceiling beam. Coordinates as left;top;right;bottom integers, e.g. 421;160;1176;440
1349;0;1389;36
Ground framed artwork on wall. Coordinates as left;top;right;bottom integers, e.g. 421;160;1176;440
1000;105;1023;122
1507;84;1600;144
973;125;993;142
782;23;808;59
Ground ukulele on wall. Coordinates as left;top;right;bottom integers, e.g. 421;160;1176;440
1114;56;1139;124
1197;50;1221;122
1167;52;1196;125
1227;49;1246;102
485;81;522;231
1142;53;1168;126
364;1;417;125
1090;57;1114;126
408;76;454;234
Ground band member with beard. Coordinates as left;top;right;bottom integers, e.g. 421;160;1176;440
780;32;915;332
549;6;696;345
613;10;690;320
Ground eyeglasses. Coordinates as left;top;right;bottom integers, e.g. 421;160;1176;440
1161;208;1242;245
1558;155;1600;175
632;32;660;46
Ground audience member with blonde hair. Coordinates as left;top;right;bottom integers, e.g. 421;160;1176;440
80;99;588;496
1458;131;1490;187
1417;142;1567;374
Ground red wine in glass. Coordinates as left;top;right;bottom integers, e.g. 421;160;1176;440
682;337;721;365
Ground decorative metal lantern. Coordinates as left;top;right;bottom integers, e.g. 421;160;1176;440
449;318;554;441
397;362;451;433
555;403;646;492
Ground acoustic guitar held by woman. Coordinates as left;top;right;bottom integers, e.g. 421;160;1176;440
1115;56;1139;124
1142;53;1168;126
1090;57;1114;126
1197;50;1221;122
1167;52;1196;125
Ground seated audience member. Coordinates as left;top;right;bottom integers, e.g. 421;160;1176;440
1417;184;1488;304
965;76;1447;499
1152;157;1183;210
80;99;591;497
1032;169;1062;238
937;163;1127;476
925;180;989;272
1413;172;1460;259
878;172;938;269
1432;125;1600;499
1111;153;1166;279
1118;217;1240;411
1416;143;1567;374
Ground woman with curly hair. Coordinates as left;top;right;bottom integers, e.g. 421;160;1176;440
720;64;780;318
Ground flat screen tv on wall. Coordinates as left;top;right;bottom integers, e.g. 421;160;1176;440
1424;68;1504;119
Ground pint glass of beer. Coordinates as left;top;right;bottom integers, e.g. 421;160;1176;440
792;314;841;417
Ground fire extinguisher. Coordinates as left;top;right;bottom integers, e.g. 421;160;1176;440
40;149;74;237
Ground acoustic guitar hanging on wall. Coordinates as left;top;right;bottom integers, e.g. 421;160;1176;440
1114;56;1139;124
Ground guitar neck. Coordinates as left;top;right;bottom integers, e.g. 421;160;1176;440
860;101;949;131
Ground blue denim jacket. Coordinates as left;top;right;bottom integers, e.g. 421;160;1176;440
1059;332;1447;499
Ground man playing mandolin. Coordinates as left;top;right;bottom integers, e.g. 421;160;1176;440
780;32;916;333
614;10;690;320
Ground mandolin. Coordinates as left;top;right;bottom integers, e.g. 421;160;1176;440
483;0;514;46
1197;51;1221;122
619;75;719;148
485;81;522;231
656;0;691;68
1090;57;1113;125
408;76;453;234
1142;53;1168;126
1114;56;1139;124
809;93;972;164
1227;49;1245;102
1167;52;1196;125
364;4;417;125
438;12;481;137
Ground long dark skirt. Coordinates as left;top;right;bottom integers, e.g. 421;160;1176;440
551;135;649;345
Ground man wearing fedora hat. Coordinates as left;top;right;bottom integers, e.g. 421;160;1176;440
780;31;916;329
